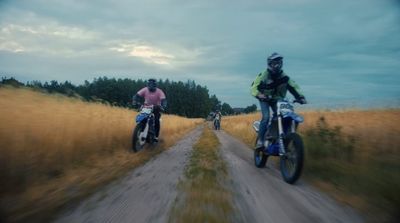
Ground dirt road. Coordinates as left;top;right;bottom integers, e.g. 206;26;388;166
214;130;363;223
54;127;363;223
54;127;203;223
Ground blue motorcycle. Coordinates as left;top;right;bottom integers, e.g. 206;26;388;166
253;99;305;184
131;105;157;152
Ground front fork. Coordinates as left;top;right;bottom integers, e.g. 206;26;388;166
148;114;155;134
140;114;156;143
278;118;297;156
139;122;149;145
278;115;286;156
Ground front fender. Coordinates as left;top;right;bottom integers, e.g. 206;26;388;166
283;112;304;123
136;113;149;123
253;121;260;132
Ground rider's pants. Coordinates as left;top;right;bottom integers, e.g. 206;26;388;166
258;101;277;142
154;110;161;137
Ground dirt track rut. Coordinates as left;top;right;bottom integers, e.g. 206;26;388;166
214;130;363;223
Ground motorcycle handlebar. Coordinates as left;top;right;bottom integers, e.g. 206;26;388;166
258;97;306;105
138;104;165;112
158;105;165;112
293;98;307;104
257;96;275;103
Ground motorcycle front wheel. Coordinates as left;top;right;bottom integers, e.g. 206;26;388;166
214;120;219;130
280;133;304;184
254;137;268;168
131;123;145;152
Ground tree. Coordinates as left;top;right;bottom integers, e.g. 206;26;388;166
4;76;227;118
209;94;221;111
244;104;257;113
221;102;234;115
1;77;24;87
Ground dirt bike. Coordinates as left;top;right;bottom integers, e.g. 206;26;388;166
253;99;305;184
131;105;158;152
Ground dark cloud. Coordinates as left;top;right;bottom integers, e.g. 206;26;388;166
0;0;399;108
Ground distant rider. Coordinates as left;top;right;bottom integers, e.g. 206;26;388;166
213;110;222;129
132;79;167;142
251;52;307;148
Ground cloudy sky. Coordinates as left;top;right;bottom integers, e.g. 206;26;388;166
0;0;399;108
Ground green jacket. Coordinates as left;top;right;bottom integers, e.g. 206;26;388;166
251;69;304;100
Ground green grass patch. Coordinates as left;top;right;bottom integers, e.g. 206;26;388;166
169;126;236;223
303;116;400;222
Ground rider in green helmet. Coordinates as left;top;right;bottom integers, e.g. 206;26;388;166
251;52;307;148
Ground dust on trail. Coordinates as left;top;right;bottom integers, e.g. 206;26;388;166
214;130;363;223
54;127;203;223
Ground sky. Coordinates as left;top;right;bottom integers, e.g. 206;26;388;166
0;0;399;109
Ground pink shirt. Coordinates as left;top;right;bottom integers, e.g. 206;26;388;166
137;87;166;106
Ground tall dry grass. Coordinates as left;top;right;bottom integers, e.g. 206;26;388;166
222;110;400;153
0;86;202;222
222;109;400;222
221;113;259;147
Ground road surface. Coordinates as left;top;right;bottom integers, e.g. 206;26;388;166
54;127;363;223
54;127;203;223
214;130;362;223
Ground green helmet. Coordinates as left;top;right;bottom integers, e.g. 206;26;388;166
267;52;283;74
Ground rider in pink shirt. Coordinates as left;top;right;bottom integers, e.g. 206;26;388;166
132;79;167;142
137;85;166;106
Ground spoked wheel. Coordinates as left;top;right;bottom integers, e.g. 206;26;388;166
280;133;304;184
131;123;145;152
254;137;268;168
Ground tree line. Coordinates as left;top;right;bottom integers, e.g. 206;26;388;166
1;76;257;118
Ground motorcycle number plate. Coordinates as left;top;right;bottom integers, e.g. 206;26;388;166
279;102;294;115
141;108;152;114
279;102;293;110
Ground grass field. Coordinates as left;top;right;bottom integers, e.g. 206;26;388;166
0;86;202;222
222;109;400;223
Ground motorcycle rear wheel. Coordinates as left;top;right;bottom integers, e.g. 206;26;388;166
280;133;304;184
